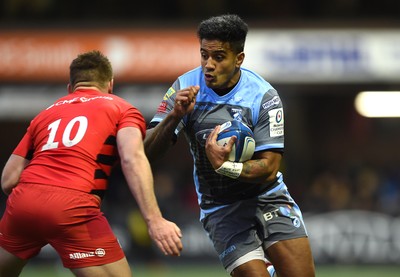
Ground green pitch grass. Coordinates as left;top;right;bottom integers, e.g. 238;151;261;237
20;263;400;277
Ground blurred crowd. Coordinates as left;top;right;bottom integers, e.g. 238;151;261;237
302;165;400;215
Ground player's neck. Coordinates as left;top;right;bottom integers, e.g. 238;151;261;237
74;86;101;92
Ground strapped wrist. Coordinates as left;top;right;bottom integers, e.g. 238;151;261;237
215;161;243;179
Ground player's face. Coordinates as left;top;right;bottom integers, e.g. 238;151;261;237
200;39;244;93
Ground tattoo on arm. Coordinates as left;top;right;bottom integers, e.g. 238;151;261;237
242;159;267;176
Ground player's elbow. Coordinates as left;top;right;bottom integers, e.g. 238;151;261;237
1;175;17;195
120;155;136;170
1;154;28;195
2;186;13;196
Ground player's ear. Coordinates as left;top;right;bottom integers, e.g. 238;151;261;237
108;78;114;94
67;83;73;94
236;52;245;68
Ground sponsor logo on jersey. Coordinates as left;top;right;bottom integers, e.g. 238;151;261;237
262;96;280;110
163;87;176;100
269;108;284;137
156;101;168;113
47;96;114;110
69;248;106;260
79;96;113;103
230;108;243;121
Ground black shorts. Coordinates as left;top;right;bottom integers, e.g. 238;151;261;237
201;184;308;270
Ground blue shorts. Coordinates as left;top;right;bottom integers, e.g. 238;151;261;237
201;184;308;270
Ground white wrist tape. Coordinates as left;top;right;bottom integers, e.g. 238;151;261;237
215;161;243;179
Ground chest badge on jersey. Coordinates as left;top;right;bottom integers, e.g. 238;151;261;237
230;108;243;121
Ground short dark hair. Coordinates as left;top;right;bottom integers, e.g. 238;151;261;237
69;50;113;89
197;14;248;53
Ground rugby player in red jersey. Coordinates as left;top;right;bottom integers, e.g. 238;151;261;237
0;50;182;277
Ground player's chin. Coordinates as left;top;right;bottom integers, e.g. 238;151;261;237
204;79;217;88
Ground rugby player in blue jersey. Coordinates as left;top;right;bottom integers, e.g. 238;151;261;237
145;14;315;277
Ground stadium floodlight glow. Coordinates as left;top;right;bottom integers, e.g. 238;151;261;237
354;91;400;118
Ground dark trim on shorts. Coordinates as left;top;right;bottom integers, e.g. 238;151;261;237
90;189;106;199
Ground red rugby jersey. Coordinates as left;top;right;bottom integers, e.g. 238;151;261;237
13;89;146;194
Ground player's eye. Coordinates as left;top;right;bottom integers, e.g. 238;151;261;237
214;55;225;62
200;52;208;60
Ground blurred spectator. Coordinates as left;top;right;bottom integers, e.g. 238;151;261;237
306;170;351;212
350;166;380;211
377;166;400;216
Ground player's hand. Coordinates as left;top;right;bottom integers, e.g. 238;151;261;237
172;85;200;117
147;217;183;256
205;125;237;169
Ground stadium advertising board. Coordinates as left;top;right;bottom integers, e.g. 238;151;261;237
0;29;399;83
35;210;400;265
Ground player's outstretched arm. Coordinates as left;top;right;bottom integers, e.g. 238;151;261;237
144;114;182;162
117;127;183;256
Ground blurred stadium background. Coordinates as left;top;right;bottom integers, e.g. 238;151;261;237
1;0;400;276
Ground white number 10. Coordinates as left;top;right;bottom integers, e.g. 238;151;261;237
41;116;88;151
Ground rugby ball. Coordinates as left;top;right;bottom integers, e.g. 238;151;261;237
216;120;255;162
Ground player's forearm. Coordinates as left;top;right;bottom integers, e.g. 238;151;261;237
134;183;163;224
239;158;280;183
144;112;182;162
122;152;163;222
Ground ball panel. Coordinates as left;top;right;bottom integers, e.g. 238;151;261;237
239;136;256;162
216;120;255;162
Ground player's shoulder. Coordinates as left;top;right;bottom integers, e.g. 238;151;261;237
177;66;203;87
239;67;277;102
92;92;136;112
241;67;274;91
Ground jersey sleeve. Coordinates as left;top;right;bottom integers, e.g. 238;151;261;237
148;79;185;135
13;133;34;160
118;106;147;139
253;89;285;152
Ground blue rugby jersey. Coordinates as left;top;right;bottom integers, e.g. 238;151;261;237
149;66;285;216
